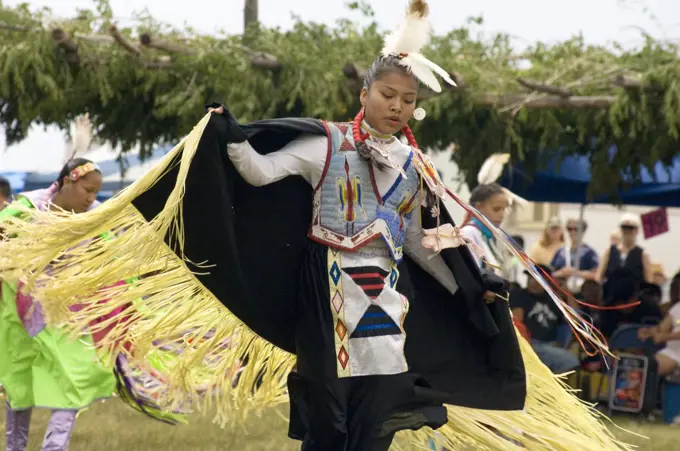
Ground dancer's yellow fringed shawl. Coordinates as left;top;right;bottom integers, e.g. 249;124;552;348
0;114;636;450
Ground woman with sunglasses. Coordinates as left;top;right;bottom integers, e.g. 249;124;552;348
598;213;654;297
551;218;599;293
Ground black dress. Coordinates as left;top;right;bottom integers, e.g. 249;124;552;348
132;114;526;450
603;245;645;298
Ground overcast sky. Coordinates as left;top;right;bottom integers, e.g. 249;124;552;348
1;0;678;171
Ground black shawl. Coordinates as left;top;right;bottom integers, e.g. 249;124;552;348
132;114;526;411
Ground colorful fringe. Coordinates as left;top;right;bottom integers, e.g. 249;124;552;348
0;114;637;449
114;354;189;425
412;148;612;360
393;337;639;450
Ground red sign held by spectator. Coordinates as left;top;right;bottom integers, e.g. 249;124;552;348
640;208;669;239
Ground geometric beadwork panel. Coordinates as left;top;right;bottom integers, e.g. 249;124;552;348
341;265;389;299
389;268;399;288
339;138;354;151
329;261;342;286
331;291;344;313
350;304;401;338
335;320;347;341
338;346;349;369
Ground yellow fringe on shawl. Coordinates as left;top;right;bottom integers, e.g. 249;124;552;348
0;114;295;424
394;337;640;450
0;113;637;448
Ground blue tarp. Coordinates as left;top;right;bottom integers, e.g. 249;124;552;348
0;172;29;193
499;147;680;207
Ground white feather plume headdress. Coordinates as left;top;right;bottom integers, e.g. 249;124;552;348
65;114;94;163
382;0;456;93
477;153;528;207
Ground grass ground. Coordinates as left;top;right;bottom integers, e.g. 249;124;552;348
1;399;680;451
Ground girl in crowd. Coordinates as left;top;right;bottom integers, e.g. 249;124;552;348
460;183;511;277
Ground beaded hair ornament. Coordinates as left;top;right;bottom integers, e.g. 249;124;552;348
69;162;100;182
381;0;456;93
351;0;454;175
36;162;101;210
350;0;464;259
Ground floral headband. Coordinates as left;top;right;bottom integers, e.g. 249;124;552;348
69;162;100;182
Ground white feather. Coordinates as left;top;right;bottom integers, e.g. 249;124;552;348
504;188;529;207
380;1;455;93
72;114;93;156
380;2;456;95
406;52;456;88
477;153;528;207
478;153;510;184
382;10;430;56
400;55;442;92
64;114;93;163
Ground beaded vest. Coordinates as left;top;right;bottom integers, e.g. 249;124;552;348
308;122;420;261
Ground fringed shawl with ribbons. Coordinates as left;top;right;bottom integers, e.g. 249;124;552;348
0;114;634;450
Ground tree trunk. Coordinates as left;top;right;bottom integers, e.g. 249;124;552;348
244;0;258;30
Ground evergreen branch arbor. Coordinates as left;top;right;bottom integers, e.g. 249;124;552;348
0;1;678;195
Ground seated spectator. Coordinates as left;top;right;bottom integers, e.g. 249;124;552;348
597;269;664;339
580;279;603;305
671;272;680;306
640;282;663;307
662;272;680;315
578;280;604;326
638;306;680;378
510;264;580;374
631;272;680;422
551;219;599;287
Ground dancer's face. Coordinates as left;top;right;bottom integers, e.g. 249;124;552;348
58;171;102;213
360;71;417;135
475;192;509;227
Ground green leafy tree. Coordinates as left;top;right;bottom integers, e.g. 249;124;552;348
0;0;678;198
